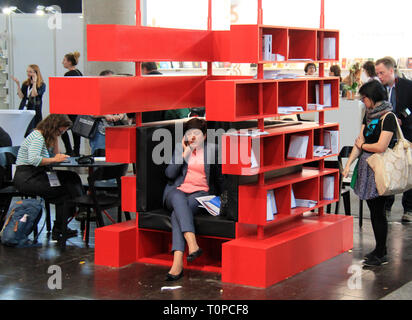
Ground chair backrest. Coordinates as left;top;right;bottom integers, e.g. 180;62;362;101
92;148;106;157
337;146;353;171
0;146;20;183
87;164;129;200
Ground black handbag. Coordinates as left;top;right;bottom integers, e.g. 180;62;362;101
72;115;98;139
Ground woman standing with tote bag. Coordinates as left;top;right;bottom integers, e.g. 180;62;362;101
342;80;397;266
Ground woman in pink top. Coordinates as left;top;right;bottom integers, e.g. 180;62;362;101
163;118;223;281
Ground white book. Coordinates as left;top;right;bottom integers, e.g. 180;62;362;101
323;37;336;60
323;176;335;200
287;135;309;159
267;192;274;221
324;130;339;155
291;188;296;208
263;34;272;61
270;190;277;215
250;145;259;168
315;83;332;107
295;199;317;208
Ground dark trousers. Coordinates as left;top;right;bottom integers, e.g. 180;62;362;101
366;196;388;257
165;188;209;252
13;166;84;228
384;188;412;213
61;115;81;156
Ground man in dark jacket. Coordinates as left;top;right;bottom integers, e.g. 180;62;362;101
376;57;412;222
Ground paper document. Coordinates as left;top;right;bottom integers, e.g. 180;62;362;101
295;199;317;208
227;129;269;137
196;196;220;216
287;135;309;159
313;146;331;157
266;190;278;221
291;188;297;208
324;130;339;154
323;37;336;60
316;84;332;107
323;176;335;200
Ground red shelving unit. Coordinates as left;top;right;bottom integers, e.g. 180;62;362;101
49;0;353;289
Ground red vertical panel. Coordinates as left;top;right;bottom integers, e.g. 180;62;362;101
121;175;137;212
105;126;136;163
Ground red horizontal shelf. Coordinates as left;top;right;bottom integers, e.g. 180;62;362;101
206;77;340;122
86;24;338;64
237;168;339;226
49;76;207;115
221;122;339;175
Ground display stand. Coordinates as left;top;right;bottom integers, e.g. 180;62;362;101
49;0;353;288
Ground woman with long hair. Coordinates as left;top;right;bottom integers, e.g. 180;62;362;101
13;114;84;240
12;64;46;137
61;51;83;156
342;80;397;266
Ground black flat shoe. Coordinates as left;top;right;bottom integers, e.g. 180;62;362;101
187;248;203;262
165;270;184;281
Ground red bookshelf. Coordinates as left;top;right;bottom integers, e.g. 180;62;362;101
50;0;353;289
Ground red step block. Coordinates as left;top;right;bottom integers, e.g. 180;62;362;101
222;214;353;288
94;220;137;267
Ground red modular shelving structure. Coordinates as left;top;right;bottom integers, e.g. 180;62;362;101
49;0;353;288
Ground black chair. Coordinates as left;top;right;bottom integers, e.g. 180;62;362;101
62;163;130;247
325;146;364;226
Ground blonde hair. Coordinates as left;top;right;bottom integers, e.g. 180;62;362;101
22;64;44;88
65;51;81;66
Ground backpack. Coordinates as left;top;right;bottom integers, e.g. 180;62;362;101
0;199;44;247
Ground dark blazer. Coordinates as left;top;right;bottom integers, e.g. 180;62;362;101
163;142;224;205
18;82;46;111
394;77;412;140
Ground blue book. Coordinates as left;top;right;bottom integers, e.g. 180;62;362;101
209;196;221;208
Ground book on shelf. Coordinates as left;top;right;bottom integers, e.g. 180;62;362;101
315;83;332;107
196;195;220;216
266;189;277;221
313;145;331;157
324;130;339;155
291;188;296;208
295;199;317;208
171;62;180;69
287;135;309;159
323;37;336;60
262;34;272;61
307;104;325;111
250;145;259;168
278;106;304;114
323;176;335;200
227;129;269;137
192;62;201;68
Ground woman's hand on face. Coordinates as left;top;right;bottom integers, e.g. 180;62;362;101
32;73;37;83
181;136;192;159
53;153;69;163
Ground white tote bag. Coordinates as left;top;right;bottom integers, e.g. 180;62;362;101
367;112;412;196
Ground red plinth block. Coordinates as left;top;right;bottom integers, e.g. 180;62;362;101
221;214;353;288
106;126;136;164
121;175;136;212
94;220;137;267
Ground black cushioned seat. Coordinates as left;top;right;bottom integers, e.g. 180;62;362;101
136;119;296;239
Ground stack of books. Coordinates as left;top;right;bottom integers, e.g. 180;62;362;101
267;190;277;221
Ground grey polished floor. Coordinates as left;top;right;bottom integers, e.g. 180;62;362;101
0;192;411;300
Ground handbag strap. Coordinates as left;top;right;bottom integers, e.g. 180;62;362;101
380;112;406;142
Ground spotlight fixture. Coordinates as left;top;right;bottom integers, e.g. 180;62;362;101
45;5;61;14
36;5;45;15
2;6;18;15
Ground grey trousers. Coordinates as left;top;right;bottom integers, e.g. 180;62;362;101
165;188;209;252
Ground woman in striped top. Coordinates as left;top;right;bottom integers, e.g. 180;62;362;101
14;114;84;241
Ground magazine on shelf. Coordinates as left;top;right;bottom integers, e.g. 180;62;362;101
278;106;304;114
315;83;332;107
313;145;331;157
323;176;335;200
295;199;317;208
323;37;336;60
324;130;339;154
266;190;277;221
262;34;272;61
196;195;220;216
287;135;309;159
226;129;269;137
291;188;296;208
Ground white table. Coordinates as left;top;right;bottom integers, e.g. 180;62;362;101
0;110;35;146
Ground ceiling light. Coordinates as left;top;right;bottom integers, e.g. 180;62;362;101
36;5;45;15
2;6;17;15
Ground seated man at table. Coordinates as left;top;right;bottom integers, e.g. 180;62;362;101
13;114;84;240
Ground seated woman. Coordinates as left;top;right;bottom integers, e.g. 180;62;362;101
13;114;84;240
163;118;223;281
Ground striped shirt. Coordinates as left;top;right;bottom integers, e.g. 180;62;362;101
16;130;50;167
